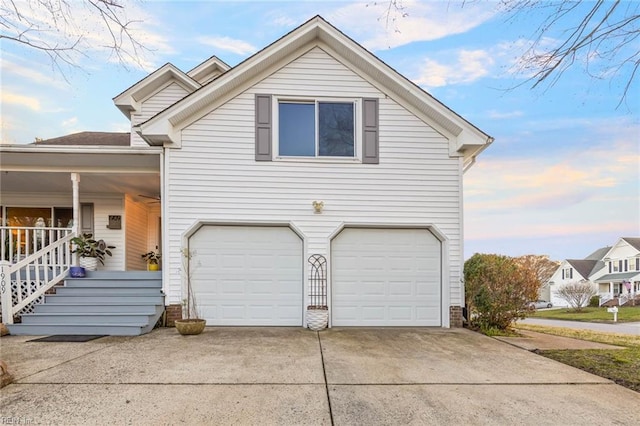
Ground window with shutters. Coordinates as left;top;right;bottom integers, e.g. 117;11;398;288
277;98;357;158
255;95;378;163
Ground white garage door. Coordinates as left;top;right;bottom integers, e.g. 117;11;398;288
331;228;441;326
190;225;303;326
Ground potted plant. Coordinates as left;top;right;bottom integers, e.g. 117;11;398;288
70;233;115;271
141;251;161;271
174;247;206;335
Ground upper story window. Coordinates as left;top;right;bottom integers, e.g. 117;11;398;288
562;267;573;280
277;99;356;158
254;94;379;164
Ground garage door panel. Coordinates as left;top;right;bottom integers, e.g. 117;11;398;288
332;228;441;327
191;225;303;326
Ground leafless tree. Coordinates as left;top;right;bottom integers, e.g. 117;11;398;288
383;0;640;108
0;0;148;74
503;0;640;108
554;281;597;312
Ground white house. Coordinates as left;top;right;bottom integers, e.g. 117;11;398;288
0;16;492;334
546;246;608;307
595;237;640;305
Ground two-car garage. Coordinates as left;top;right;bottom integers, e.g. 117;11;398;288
188;224;443;327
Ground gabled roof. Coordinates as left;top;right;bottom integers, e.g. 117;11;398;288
113;63;200;119
186;55;231;85
622;237;640;251
566;259;602;280
136;15;492;167
584;246;611;261
602;237;640;260
33;132;130;146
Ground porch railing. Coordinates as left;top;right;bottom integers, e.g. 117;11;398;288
1;229;75;324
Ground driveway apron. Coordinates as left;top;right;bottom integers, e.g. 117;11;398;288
1;327;639;425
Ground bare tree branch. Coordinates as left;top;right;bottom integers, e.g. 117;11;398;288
0;0;151;76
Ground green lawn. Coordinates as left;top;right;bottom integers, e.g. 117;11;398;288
514;324;640;393
530;306;640;323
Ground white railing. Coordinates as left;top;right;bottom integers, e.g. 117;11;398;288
1;226;73;263
1;231;75;324
618;294;630;306
599;293;613;306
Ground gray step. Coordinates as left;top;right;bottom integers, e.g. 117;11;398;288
44;294;165;304
80;271;161;279
55;287;163;296
21;312;155;325
36;303;159;314
6;323;146;336
64;278;162;288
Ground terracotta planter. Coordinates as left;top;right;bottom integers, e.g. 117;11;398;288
175;318;206;335
79;257;98;271
306;308;328;331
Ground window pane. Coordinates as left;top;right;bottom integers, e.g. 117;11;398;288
279;103;315;156
319;102;354;157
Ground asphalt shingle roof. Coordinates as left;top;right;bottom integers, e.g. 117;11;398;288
33;132;130;146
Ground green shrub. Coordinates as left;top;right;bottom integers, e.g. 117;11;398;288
589;295;600;307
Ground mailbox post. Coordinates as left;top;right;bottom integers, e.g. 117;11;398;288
607;306;619;322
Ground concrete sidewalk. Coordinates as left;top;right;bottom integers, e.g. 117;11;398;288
1;327;639;425
519;317;640;335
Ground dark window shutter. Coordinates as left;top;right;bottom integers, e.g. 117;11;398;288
362;98;379;164
636;258;639;271
609;262;612;273
562;270;565;280
255;94;272;161
569;269;573;279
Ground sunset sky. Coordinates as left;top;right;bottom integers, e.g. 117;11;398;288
2;0;638;261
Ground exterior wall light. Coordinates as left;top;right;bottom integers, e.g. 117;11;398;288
312;201;324;214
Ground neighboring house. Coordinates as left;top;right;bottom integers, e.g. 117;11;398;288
595;237;640;305
0;16;492;333
547;246;609;307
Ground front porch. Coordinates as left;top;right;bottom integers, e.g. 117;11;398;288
1;144;162;330
597;272;640;307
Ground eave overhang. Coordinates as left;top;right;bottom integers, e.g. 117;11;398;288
113;63;200;119
137;16;493;164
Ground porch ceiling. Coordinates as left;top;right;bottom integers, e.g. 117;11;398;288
1;171;160;200
0;147;161;201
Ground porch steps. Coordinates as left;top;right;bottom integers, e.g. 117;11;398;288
6;271;164;336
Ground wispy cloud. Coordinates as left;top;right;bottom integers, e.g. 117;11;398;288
332;1;499;50
465;119;640;242
487;110;524;119
416;49;495;87
1;59;67;89
197;36;257;55
2;92;41;111
2;1;173;72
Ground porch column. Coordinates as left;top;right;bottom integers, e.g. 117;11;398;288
71;173;80;235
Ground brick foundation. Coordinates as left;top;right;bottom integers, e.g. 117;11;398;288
449;306;464;328
164;304;183;327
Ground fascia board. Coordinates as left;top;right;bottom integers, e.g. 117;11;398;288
113;64;200;119
140;16;492;157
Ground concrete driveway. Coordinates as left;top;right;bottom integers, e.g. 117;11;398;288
1;327;639;425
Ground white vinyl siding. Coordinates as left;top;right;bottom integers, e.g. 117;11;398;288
165;47;462;312
130;82;190;147
91;197;125;271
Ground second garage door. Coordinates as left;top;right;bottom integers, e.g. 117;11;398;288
189;225;303;326
331;228;442;326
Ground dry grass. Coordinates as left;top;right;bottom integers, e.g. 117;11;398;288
514;323;640;392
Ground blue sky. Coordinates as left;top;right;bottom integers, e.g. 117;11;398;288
2;0;639;260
